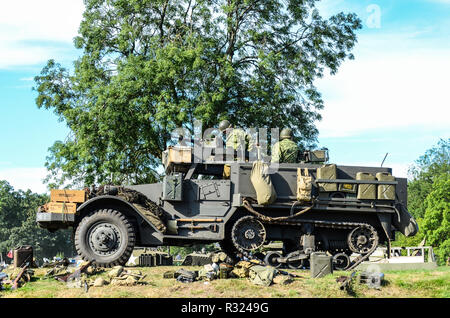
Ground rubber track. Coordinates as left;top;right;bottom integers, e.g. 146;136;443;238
231;216;378;271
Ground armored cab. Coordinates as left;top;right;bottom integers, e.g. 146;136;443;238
36;142;418;269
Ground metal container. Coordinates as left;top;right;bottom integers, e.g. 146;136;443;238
138;254;155;267
162;174;183;201
317;164;338;192
376;173;396;200
356;172;376;200
310;252;333;278
219;263;233;279
13;245;33;268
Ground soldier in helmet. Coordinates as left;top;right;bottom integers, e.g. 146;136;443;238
218;119;254;153
218;119;254;179
271;128;299;163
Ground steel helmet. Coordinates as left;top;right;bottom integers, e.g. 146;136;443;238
219;120;231;132
280;128;293;140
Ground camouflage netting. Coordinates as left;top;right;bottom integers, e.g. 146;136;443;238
116;187;167;233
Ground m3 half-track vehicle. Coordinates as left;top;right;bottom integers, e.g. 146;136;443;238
36;143;418;270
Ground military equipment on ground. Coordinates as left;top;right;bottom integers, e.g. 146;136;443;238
13;246;33;268
310;252;333;278
36;142;418;270
359;271;384;289
336;271;357;291
126;248;173;267
181;253;212;266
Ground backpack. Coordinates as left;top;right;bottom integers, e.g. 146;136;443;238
249;265;276;286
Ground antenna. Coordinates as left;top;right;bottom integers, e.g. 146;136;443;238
381;153;389;167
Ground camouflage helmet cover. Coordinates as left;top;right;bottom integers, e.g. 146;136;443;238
219;120;231;132
280;128;293;140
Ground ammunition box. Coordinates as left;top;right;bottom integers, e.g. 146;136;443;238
317;164;338;192
356;172;376;200
308;150;328;163
47;202;77;214
13;245;33;268
163;271;176;279
50;189;86;203
167;146;192;164
376;173;396;200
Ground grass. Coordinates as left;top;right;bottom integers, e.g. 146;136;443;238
0;266;449;298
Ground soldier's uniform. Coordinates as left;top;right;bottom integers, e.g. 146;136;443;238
271;128;299;163
271;139;298;163
226;128;254;152
218;120;254;178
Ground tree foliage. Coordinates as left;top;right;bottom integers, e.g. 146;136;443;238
398;139;450;264
0;181;74;262
408;138;449;219
34;0;361;188
422;175;449;265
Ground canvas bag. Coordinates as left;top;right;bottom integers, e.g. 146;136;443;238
297;168;312;202
231;261;254;278
248;265;277;286
250;161;277;205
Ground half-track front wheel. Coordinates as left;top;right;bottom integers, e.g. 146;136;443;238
74;209;136;267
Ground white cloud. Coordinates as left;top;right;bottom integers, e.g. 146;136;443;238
0;0;85;68
315;32;450;138
0;167;49;194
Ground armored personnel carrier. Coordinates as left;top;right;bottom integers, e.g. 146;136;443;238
36;142;418;270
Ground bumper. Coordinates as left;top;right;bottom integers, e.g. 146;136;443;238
36;212;75;229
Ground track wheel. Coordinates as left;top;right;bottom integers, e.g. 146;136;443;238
332;253;351;270
75;209;136;267
231;216;266;252
347;224;379;255
264;251;282;268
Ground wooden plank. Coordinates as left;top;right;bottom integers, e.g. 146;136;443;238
50;189;86;203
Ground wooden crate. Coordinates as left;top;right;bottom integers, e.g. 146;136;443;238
47;202;77;214
50;189;86;203
167;146;192;164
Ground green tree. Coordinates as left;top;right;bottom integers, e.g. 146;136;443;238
408;138;449;219
34;0;361;188
421;175;449;265
0;181;74;262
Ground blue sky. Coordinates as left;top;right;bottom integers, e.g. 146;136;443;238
0;0;449;193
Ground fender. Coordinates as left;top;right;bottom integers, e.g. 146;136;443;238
77;195;163;235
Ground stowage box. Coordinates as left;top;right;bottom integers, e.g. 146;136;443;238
13;245;33;268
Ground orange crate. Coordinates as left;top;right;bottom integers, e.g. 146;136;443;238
50;189;86;203
47;202;77;214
